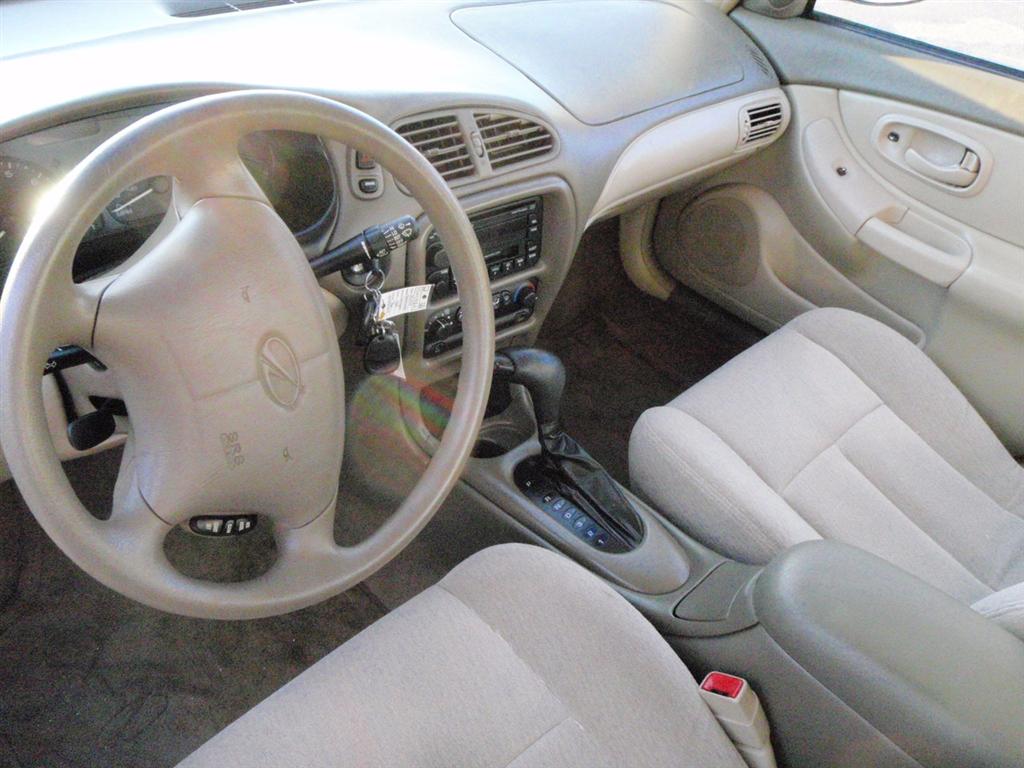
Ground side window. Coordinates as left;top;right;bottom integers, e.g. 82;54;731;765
810;0;1024;75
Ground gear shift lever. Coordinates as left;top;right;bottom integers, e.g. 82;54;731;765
493;347;565;437
496;347;643;547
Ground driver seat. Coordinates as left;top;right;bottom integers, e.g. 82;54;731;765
176;544;747;768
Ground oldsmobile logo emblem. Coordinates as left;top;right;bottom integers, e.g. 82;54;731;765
257;336;303;409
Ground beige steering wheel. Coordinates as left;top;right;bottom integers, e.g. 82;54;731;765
0;91;494;619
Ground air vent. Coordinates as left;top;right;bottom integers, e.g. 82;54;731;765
164;0;315;19
396;115;475;183
739;102;784;147
474;113;555;171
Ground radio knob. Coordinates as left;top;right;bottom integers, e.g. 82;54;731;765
429;245;450;270
513;283;538;311
429;315;455;341
428;271;451;300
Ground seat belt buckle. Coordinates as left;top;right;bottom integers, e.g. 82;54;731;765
699;672;777;768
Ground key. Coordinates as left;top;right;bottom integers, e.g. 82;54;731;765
364;327;402;375
358;293;380;346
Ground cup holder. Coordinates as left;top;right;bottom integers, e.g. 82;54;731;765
472;422;531;459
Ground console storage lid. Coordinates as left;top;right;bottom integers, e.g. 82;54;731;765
754;541;1024;768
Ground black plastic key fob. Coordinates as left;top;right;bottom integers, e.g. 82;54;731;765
364;330;402;375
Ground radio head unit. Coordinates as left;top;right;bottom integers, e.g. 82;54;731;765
426;196;542;299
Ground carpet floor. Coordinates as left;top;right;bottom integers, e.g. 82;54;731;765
0;451;388;768
538;218;763;484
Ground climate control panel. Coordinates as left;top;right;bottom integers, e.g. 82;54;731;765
424;279;538;358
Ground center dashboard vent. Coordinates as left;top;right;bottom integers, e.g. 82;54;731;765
739;102;784;147
395;114;476;183
474;113;556;170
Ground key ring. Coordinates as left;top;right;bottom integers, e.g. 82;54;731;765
364;267;386;294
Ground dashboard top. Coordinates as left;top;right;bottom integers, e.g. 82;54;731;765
0;0;781;298
0;0;773;137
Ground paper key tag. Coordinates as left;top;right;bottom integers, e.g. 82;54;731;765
377;284;433;321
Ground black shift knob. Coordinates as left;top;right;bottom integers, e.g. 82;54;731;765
495;347;565;437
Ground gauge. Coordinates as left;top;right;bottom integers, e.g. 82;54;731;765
0;156;51;271
106;176;171;225
239;131;336;242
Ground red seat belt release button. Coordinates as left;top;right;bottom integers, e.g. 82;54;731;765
701;671;745;699
698;671;777;768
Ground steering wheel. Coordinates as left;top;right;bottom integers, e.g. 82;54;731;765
0;91;494;619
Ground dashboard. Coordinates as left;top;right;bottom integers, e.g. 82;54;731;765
0;0;788;478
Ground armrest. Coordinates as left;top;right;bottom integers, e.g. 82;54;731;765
755;541;1024;768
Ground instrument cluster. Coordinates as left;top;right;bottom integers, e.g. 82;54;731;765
0;128;337;282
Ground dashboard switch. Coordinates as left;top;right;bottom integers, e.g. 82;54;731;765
358;178;380;195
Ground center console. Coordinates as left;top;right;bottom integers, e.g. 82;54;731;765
666;541;1024;768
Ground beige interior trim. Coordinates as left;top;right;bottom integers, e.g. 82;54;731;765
655;183;923;343
619;202;675;300
655;84;1024;453
590;88;790;224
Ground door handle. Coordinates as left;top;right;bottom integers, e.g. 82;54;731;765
904;147;980;188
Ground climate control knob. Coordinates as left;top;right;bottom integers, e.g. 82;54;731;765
513;283;538;311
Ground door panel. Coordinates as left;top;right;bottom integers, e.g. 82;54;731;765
838;91;1024;246
654;9;1024;453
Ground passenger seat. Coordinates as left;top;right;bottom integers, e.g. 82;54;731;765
629;307;1024;640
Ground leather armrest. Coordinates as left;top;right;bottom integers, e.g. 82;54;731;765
755;541;1024;768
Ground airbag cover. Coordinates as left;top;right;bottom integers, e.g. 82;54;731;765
452;0;743;125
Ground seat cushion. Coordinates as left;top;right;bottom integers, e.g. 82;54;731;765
630;308;1024;637
177;544;745;768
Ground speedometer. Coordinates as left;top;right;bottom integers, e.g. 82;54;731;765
0;157;50;270
106;176;171;225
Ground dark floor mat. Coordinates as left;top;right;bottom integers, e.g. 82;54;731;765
0;451;388;768
538;218;763;484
